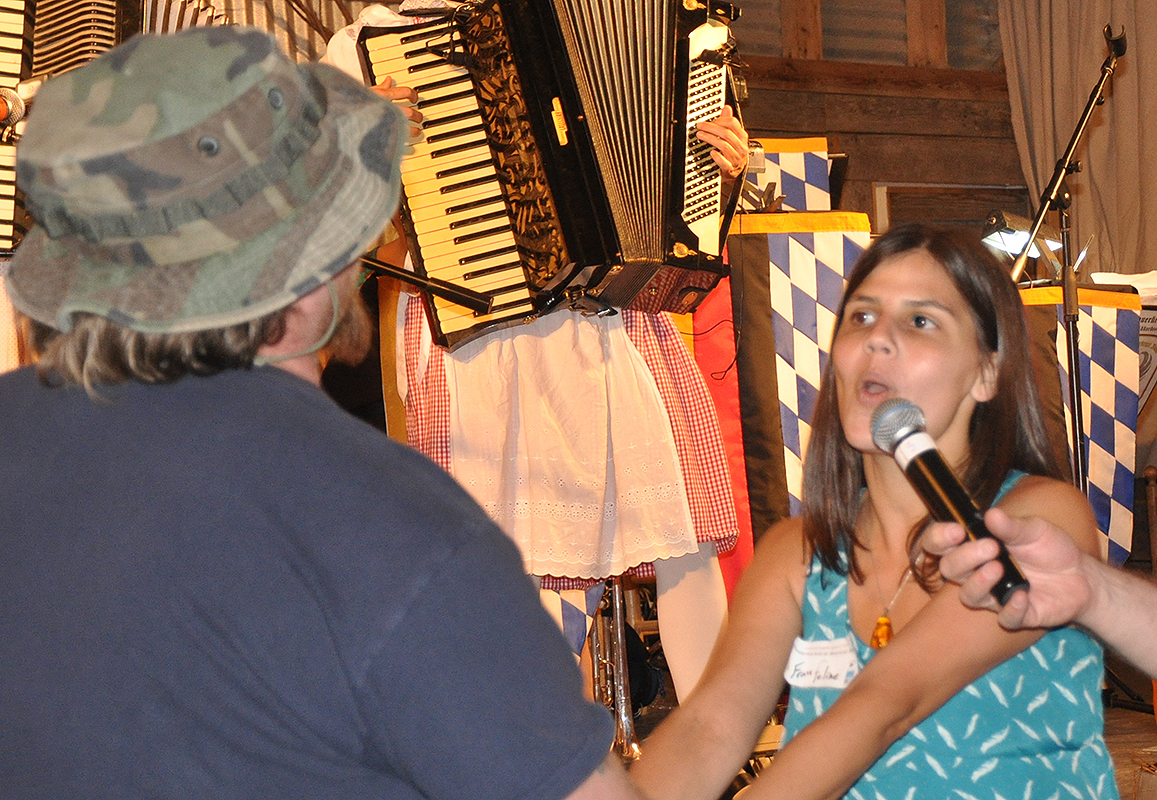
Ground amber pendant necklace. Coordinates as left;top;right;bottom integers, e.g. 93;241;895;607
869;565;912;649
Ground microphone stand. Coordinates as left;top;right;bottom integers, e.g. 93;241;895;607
1010;24;1125;283
1011;23;1126;494
1055;184;1086;493
1008;26;1150;716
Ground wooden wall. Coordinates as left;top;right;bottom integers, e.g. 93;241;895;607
733;0;1030;233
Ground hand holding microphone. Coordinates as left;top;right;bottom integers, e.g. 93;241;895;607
870;397;1029;605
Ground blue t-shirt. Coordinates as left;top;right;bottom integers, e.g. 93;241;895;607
0;366;613;800
782;477;1118;800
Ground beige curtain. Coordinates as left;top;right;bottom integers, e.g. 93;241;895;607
999;0;1156;276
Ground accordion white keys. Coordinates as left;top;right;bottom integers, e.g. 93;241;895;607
358;0;744;350
0;0;31;254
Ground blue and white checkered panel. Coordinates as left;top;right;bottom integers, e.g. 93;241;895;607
774;152;831;212
539;585;605;657
1056;304;1140;565
767;230;869;514
742;151;831;212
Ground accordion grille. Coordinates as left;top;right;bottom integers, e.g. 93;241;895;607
32;0;121;76
552;0;674;265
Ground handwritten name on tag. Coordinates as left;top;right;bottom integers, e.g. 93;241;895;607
783;635;861;689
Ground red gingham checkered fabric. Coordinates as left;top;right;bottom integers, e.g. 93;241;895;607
401;303;737;590
402;296;450;472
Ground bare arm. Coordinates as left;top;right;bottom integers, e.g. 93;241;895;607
563;754;652;800
630;520;807;800
1081;558;1157;678
368;78;421;268
730;477;1101;800
925;505;1157;680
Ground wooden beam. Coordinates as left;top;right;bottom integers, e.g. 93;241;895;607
906;0;948;68
739;88;827;135
836;132;1022;184
741;56;1007;102
822;93;1013;138
740;88;1014;139
780;0;822;60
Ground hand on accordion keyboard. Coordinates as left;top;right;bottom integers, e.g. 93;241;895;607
370;77;423;141
696;105;749;184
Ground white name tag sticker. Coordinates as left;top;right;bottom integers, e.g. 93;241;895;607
783;635;862;689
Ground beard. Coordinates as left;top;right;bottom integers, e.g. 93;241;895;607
324;280;375;367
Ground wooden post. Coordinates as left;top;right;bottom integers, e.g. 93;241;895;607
906;0;948;68
781;0;823;60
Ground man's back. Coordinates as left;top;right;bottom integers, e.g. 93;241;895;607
0;366;612;799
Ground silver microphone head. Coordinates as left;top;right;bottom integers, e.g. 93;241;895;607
870;398;926;454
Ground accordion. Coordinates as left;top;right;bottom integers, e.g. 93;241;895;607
357;0;743;350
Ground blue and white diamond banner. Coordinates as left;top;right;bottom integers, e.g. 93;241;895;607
1022;286;1140;564
539;584;606;657
732;212;871;514
740;137;831;213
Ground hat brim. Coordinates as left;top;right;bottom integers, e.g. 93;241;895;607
5;62;405;334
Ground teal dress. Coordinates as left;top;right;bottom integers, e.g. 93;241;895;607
781;476;1118;800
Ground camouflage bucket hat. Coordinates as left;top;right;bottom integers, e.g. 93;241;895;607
4;25;405;334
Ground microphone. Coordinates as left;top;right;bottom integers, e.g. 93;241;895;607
870;397;1029;606
0;87;25;128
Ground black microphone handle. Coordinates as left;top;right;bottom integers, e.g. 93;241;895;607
903;450;1029;606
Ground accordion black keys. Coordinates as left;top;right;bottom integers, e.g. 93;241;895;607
358;0;743;351
0;0;32;253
